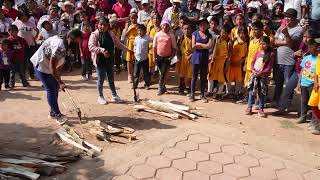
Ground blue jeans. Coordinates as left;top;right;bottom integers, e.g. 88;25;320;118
96;58;117;98
273;64;295;103
248;89;265;109
34;67;61;116
279;71;299;110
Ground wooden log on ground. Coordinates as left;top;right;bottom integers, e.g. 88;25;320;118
0;149;79;162
83;141;102;152
0;173;21;180
145;100;197;119
0;163;40;180
134;105;180;119
115;133;137;141
0;158;66;176
189;110;207;118
55;128;94;157
107;122;135;133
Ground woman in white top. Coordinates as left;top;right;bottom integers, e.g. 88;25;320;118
12;10;38;79
30;29;82;125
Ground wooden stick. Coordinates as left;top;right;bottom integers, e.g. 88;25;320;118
0;149;79;162
0;164;40;180
55;129;94;157
135;106;180;119
115;133;137;141
83;141;102;153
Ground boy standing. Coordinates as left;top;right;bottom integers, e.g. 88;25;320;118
7;25;29;87
133;24;153;89
297;40;319;123
0;39;13;90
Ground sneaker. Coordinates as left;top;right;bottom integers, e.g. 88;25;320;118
311;126;320;135
4;84;10;89
97;96;107;105
22;81;30;87
297;116;307;124
55;114;68;125
111;95;123;102
272;109;287;116
82;75;88;81
258;109;266;118
200;96;208;103
245;108;252;115
188;96;195;102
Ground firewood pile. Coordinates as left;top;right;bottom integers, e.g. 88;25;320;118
0;148;79;180
134;99;206;120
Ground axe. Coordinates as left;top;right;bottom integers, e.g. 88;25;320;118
64;88;82;124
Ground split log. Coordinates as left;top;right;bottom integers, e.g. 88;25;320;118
0;163;40;180
91;129;125;144
189;110;207;118
0;149;79;162
0;158;66;176
145;100;197;119
55;128;94;157
107;122;135;133
134;105;180;119
0;173;21;180
83;141;102;152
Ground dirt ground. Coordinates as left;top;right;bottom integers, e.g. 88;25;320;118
1;68;320;180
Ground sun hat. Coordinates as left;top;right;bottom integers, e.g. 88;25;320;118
62;1;74;11
210;4;224;15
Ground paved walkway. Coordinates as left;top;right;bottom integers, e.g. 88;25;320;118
112;133;320;180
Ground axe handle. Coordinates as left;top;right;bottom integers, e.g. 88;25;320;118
65;88;79;109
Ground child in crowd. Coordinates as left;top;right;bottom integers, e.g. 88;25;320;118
138;0;151;25
58;15;70;36
261;17;274;46
307;38;320;135
147;12;161;77
230;13;245;40
227;26;248;99
207;25;231;100
0;39;13;90
124;11;138;83
133;24;153;89
7;25;29;88
109;13;122;74
37;21;58;43
189;18;212;102
208;16;220;37
153;18;177;95
80;23;92;81
297;40;319;123
176;22;192;94
246;36;274;117
244;21;263;88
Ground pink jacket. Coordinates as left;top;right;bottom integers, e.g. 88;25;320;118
88;29;128;66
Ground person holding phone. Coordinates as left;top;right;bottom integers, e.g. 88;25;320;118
273;8;303;106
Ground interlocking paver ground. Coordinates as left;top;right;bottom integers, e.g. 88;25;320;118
116;133;320;180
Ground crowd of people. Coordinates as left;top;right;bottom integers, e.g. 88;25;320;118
0;0;320;134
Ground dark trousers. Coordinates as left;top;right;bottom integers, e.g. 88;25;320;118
81;58;93;76
301;86;313;119
10;61;27;86
114;48;122;71
191;62;208;97
0;68;10;88
273;64;295;103
157;56;171;92
34;67;61;116
26;46;38;78
134;59;150;88
279;72;299;110
96;58;117;97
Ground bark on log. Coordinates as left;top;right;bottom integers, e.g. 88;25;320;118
0;149;79;162
0;164;40;180
56;128;94;157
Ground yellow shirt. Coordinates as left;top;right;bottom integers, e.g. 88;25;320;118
213;38;228;64
231;39;248;63
246;38;261;71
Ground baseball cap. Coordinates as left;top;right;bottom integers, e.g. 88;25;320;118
284;8;298;18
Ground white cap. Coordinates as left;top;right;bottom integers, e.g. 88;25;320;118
171;0;181;3
141;0;149;4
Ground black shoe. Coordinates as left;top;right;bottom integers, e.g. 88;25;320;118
22;82;30;87
179;88;185;95
205;92;213;97
5;84;10;89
